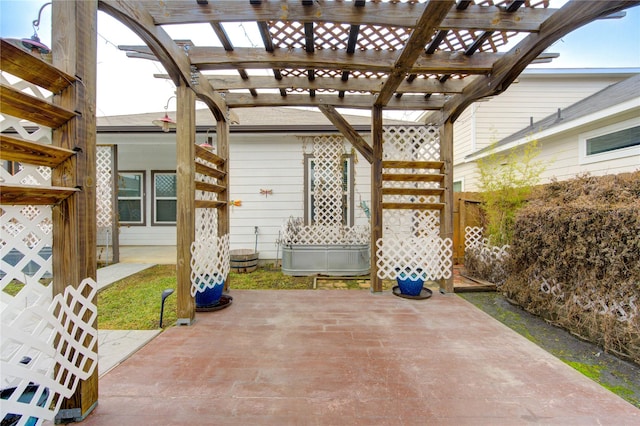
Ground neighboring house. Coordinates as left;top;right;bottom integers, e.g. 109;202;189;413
97;108;413;261
442;68;639;192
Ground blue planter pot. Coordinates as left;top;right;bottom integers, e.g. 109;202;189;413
395;268;425;296
195;276;224;307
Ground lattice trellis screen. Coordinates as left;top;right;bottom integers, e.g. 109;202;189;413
383;125;442;209
280;136;370;246
312;135;344;226
96;145;116;264
376;125;452;281
1;76;53;289
1;73;97;424
190;152;229;295
1;278;98;424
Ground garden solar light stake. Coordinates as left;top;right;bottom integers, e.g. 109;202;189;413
159;289;175;328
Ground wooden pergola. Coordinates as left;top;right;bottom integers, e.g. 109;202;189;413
1;0;638;421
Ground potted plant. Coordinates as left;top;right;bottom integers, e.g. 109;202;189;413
395;267;426;296
194;274;224;307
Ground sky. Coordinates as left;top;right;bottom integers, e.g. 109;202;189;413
1;0;639;120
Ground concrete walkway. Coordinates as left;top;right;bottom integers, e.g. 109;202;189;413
97;262;161;377
97;263;154;291
98;330;161;377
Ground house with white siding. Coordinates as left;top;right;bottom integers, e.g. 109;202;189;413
444;68;639;191
97;108;411;262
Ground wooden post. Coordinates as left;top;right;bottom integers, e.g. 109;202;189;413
217;118;230;290
176;85;196;325
458;194;466;265
439;121;454;293
110;144;120;263
370;105;384;292
51;0;98;420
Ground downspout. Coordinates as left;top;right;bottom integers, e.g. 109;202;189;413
471;103;478;153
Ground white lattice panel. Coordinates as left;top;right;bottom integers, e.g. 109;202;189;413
383;210;440;240
465;226;484;249
528;272;637;324
1;278;98;424
280;222;370;246
312;136;344;225
382;125;440;162
96;146;113;229
377;125;451;278
376;236;452;280
1;73;54;291
190;233;230;296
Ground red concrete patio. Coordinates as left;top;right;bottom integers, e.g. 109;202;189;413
80;289;639;425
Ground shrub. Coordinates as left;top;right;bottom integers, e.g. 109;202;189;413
476;139;545;245
503;172;640;364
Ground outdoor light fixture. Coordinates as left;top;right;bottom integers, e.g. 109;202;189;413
21;2;52;54
198;129;215;151
152;96;177;132
159;288;175;328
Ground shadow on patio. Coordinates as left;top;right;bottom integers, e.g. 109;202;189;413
79;289;639;425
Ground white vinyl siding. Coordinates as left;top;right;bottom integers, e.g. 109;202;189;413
451;71;637;192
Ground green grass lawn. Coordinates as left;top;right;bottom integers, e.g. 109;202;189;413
98;265;178;330
97;265;319;329
97;265;393;329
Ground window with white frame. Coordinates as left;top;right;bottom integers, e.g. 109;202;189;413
152;171;177;225
580;118;640;164
117;171;145;225
453;180;463;192
304;154;354;226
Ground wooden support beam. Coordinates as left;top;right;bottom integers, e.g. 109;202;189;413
195;162;226;180
382;160;444;170
50;0;98;420
375;1;454;106
370;105;383;293
318;105;373;164
195;200;227;209
195;74;465;94
382;188;444;197
382;202;444;210
210;22;258;97
382;173;444;183
0;184;79;205
195;144;225;167
425;0;640;125
176;85;196;325
0;134;75;167
99;0;229;121
170;47;501;75
0;83;77;128
217;118;231;291
0;39;76;93
440;122;454;293
195;181;226;194
147;2;556;32
223;92;445;110
256;19;287;96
